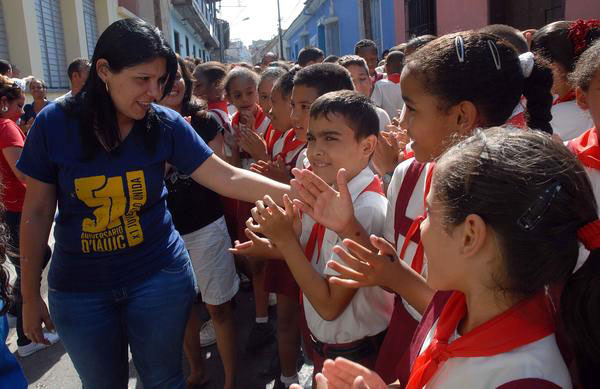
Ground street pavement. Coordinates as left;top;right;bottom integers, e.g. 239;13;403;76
6;230;314;388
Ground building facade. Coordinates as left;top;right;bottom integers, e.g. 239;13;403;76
395;0;600;43
282;0;396;62
0;0;225;97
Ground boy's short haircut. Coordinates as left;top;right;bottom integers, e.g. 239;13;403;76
337;55;369;74
297;47;325;67
293;63;354;96
354;39;378;55
273;67;300;99
479;24;529;54
193;61;227;86
385;51;404;74
323;55;340;63
268;61;292;71
310;90;379;140
67;58;90;80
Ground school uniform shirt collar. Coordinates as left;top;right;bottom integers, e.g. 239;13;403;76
346;167;377;202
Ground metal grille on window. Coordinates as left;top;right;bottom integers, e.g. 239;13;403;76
405;0;436;38
0;2;10;62
35;0;69;89
83;0;99;59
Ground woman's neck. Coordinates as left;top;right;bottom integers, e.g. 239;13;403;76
458;285;517;335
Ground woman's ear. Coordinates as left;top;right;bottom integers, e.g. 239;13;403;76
95;59;111;84
576;86;589;111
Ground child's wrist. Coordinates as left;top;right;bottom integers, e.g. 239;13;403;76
338;217;362;240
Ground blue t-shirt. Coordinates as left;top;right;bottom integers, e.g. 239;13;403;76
17;103;213;292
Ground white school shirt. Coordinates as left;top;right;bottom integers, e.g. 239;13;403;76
551;100;593;140
418;321;571;388
295;148;309;170
575;165;600;271
300;167;394;344
383;158;433;321
208;107;232;156
372;79;404;120
271;129;305;165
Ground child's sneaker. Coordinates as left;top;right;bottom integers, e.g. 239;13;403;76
17;331;60;357
199;320;217;347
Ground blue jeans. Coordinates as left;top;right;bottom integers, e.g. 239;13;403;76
49;251;197;389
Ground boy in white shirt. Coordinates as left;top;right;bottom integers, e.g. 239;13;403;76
371;50;405;119
243;90;394;383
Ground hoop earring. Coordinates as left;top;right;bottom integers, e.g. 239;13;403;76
1;106;8;113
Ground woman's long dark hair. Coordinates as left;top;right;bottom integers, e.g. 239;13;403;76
62;18;177;159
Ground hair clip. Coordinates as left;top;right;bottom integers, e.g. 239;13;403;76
487;40;501;70
455;35;465;63
519;52;535;78
517;181;562;231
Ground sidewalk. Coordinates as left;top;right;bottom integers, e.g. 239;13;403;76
6;252;314;388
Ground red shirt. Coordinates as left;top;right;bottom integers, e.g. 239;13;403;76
0;119;26;212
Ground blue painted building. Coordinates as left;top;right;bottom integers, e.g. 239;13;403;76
170;0;221;61
282;0;397;62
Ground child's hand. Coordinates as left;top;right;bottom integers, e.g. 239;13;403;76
290;168;355;234
238;128;268;161
247;194;297;245
238;110;255;131
251;157;290;182
319;358;388;389
328;235;400;290
229;228;283;259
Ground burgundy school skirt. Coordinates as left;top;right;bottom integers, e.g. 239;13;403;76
374;296;419;386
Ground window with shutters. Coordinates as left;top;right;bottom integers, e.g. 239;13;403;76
325;21;340;56
185;36;190;56
405;0;436;38
0;2;9;62
35;0;69;89
174;31;181;54
83;0;99;59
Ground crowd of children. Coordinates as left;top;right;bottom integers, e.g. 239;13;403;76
152;17;600;389
2;14;600;389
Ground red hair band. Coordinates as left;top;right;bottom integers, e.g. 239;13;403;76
569;19;600;56
577;220;600;251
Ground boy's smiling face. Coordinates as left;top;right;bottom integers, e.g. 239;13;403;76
307;113;376;186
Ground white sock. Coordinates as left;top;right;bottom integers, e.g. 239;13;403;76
255;316;268;324
280;373;299;387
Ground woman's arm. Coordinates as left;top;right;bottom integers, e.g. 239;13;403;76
208;132;226;160
190;154;290;204
20;176;57;344
2;147;27;182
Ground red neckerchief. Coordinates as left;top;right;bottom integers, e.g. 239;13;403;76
275;129;306;164
406;291;554;389
264;124;283;157
567;127;600;169
304;177;384;265
387;73;401;84
553;90;576;106
399;163;434;274
207;100;228;113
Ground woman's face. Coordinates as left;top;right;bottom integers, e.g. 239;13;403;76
30;81;46;100
1;93;25;122
100;57;168;124
159;65;185;112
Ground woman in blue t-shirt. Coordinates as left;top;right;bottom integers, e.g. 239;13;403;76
16;18;289;389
